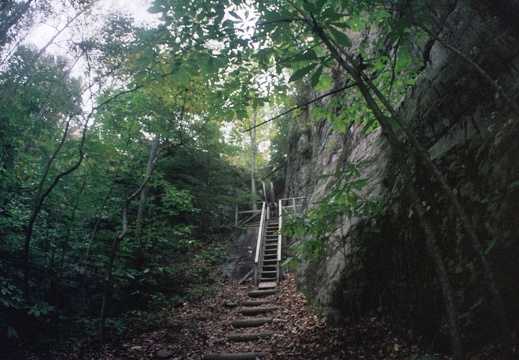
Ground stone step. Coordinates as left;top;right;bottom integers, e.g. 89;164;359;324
226;331;276;342
248;289;278;298
231;317;272;328
241;305;278;315
257;281;277;289
241;299;271;306
203;352;269;359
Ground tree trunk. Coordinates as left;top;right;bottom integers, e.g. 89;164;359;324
23;117;88;297
133;134;160;268
99;137;160;342
287;3;464;357
135;133;160;243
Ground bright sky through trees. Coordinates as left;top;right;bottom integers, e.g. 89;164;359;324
26;0;159;53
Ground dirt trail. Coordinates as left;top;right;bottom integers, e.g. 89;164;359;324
53;271;506;359
114;272;458;359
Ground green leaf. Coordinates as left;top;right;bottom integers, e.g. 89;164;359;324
289;49;318;62
252;97;268;108
311;65;323;87
171;68;189;85
351;179;368;190
334;118;346;132
236;109;248;119
228;10;242;20
485;238;497;255
322;7;344;23
315;0;327;11
196;53;210;73
289;63;317;82
303;1;318;14
315;73;333;91
328;26;351;46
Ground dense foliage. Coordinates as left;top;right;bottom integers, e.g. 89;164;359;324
0;2;262;356
1;0;516;358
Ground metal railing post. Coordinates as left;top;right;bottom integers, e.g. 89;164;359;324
254;202;267;286
277;199;283;283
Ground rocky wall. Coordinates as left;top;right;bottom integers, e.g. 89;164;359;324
284;1;519;349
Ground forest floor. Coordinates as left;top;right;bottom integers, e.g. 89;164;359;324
48;270;505;360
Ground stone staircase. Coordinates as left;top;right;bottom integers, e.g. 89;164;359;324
203;219;282;359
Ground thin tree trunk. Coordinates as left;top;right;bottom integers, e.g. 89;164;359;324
286;2;464;357
135;134;160;242
23;116;88;296
133;134;160;268
83;169;119;272
99;138;160;343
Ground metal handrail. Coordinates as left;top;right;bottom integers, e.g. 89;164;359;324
253;202;267;286
235;202;264;226
277;199;283;264
277;199;282;283
279;197;306;214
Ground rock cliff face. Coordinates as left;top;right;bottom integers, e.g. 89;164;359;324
284;1;519;348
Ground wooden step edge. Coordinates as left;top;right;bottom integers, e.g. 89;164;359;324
257;281;277;289
248;289;279;297
241;306;278;315
241;299;272;306
203;352;269;359
231;317;272;328
260;268;277;273
226;331;276;342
